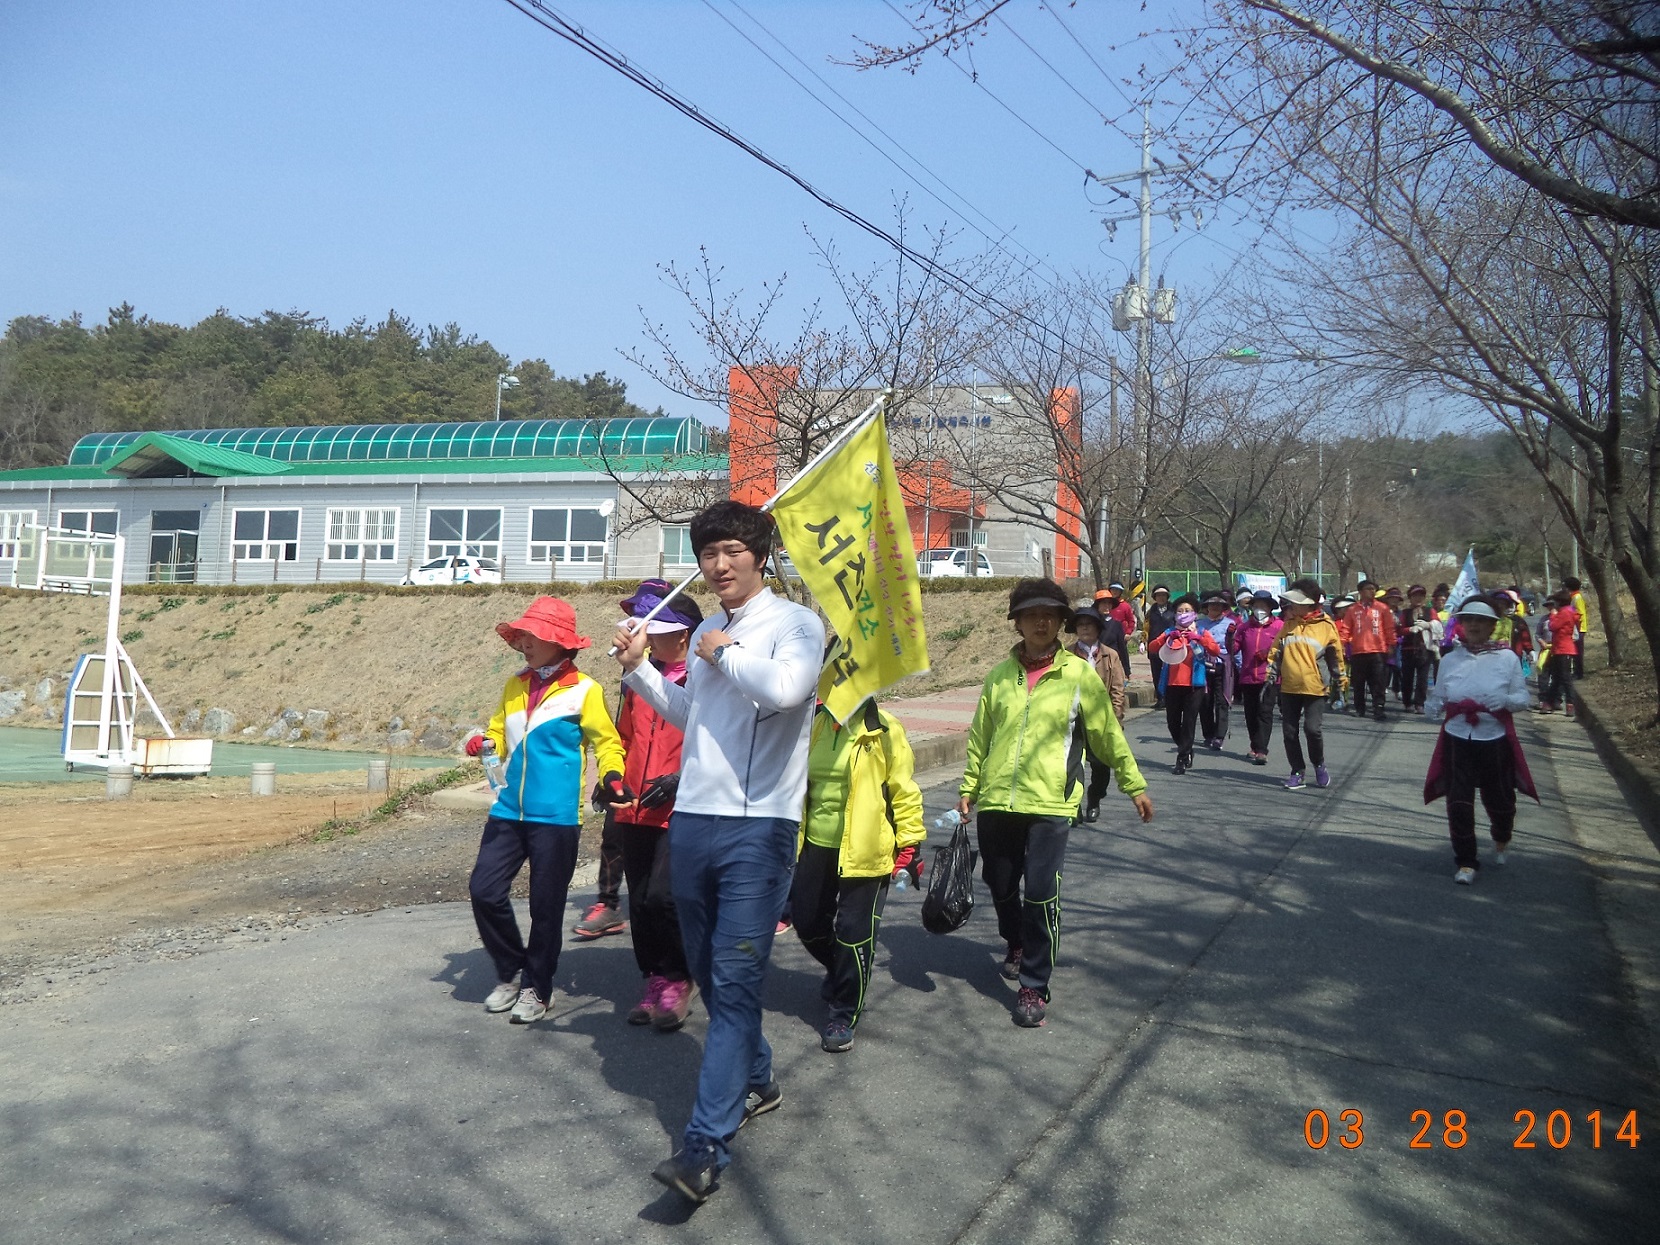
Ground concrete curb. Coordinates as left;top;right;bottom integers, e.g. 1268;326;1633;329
1572;683;1660;840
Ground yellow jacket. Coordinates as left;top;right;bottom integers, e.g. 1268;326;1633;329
485;666;625;825
1268;615;1348;697
800;703;927;878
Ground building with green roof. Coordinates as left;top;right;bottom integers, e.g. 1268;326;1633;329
0;417;728;586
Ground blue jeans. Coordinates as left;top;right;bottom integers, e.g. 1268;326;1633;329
668;811;797;1169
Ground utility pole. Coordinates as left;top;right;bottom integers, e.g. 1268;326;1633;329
1091;105;1206;594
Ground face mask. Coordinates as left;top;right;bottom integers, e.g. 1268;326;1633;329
1175;609;1197;627
1254;608;1271;623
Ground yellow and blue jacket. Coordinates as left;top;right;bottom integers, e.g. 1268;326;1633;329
485;666;625;825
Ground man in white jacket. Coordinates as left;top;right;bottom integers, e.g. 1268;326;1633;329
613;500;824;1204
1423;598;1536;885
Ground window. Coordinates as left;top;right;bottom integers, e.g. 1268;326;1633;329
0;510;37;558
528;507;607;564
949;527;989;548
232;509;300;561
326;507;398;561
427;507;501;560
58;509;118;537
661;524;696;568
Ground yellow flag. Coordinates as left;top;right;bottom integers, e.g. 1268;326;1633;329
771;411;931;723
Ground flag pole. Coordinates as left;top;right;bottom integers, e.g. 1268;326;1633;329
606;389;891;654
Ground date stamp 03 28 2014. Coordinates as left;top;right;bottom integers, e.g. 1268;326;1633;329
1303;1108;1642;1151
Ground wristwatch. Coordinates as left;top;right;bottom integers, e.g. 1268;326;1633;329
712;642;734;665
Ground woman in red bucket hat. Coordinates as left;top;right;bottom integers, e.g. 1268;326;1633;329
462;595;632;1024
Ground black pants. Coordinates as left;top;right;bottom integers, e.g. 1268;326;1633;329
618;821;688;980
1085;757;1112;809
1400;649;1432;710
791;842;889;1027
1199;669;1230;744
1572;647;1585;680
977;811;1070;998
1542;653;1578;710
469;815;581;1002
1149;656;1166;700
1350;653;1388;718
596;812;624;909
1164;685;1202;762
1444;735;1516;869
1239;683;1276;754
1280;693;1326;774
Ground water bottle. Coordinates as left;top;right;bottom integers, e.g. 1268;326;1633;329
481;739;505;791
933;809;964;830
892;870;911;892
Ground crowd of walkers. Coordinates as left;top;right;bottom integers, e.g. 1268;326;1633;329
454;494;1578;1206
1132;574;1579;879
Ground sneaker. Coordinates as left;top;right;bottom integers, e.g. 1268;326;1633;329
740;1080;783;1128
628;975;666;1025
1283;772;1305;790
1206;738;1224;751
652;1148;718;1204
821;1020;854;1053
1495;847;1508;865
653;978;698;1031
775;917;793;935
1001;945;1023;980
484;980;522;1014
1565;704;1576;720
1172;759;1187;776
509;989;549;1024
1013;986;1047;1027
1315;765;1331;788
1251;751;1269;766
1454;866;1477;885
1082;801;1100;822
572;903;627;940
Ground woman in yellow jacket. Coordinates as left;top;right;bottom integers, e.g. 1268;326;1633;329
792;697;926;1053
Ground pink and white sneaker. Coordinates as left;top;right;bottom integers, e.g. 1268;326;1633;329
628;974;667;1026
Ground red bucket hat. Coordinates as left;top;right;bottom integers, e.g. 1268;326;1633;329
496;596;590;650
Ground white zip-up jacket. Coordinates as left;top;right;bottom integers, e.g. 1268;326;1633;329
622;587;825;820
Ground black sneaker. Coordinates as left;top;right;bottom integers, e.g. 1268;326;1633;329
739;1080;783;1128
652;1148;718;1204
1001;945;1022;980
820;1020;854;1053
1013;986;1047;1027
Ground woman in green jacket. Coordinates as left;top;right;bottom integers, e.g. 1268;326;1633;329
793;697;927;1053
955;579;1155;1028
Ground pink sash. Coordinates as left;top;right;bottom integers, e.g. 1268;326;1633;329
1423;699;1539;804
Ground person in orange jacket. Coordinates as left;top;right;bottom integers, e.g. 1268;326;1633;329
1346;580;1397;722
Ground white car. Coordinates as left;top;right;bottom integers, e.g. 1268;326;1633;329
401;555;504;586
918;547;994;577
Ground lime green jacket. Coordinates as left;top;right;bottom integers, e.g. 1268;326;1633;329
961;646;1147;816
800;703;927;877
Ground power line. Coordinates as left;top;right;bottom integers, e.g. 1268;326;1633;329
498;0;1108;370
1041;2;1141;113
703;0;1065;286
877;0;1093;175
992;11;1120;131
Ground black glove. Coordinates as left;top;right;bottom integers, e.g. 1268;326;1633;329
637;772;680;810
591;770;635;809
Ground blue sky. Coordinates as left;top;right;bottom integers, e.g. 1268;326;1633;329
0;0;1254;421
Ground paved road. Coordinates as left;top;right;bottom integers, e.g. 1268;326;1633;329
2;709;1656;1243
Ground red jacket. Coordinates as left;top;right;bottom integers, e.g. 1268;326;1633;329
1148;627;1221;689
616;659;687;829
1347;600;1397;655
1547;607;1580;657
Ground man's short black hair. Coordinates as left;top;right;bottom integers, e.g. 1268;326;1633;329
1289;576;1324;601
691;500;774;564
1356;578;1378;591
1563;576;1582;591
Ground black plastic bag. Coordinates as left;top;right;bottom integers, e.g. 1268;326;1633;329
921;820;977;934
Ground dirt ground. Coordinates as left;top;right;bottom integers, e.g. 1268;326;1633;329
0;770;603;1006
1581;654;1659;766
0;581;1020;748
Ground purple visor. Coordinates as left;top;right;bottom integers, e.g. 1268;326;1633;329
619;580;703;632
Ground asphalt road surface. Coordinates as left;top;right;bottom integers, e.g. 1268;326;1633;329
2;708;1656;1243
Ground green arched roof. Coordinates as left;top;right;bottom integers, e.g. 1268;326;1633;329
68;417;708;467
